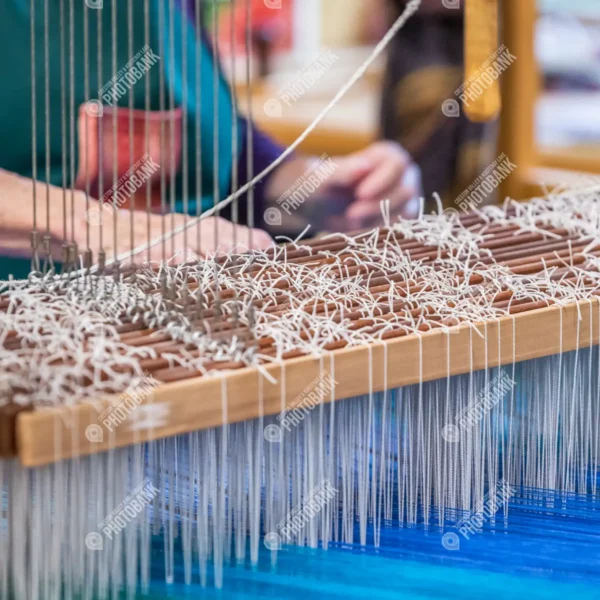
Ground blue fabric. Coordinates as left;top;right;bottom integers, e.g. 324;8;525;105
144;486;600;599
0;257;32;281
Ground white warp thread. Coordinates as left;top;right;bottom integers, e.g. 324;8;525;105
3;189;600;407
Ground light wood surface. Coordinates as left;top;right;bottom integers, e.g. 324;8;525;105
15;298;600;467
240;80;377;156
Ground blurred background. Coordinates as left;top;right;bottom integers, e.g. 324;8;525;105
207;0;600;207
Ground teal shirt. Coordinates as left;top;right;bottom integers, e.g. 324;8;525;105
1;0;238;279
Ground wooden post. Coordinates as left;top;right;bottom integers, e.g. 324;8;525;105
499;0;539;199
464;0;502;122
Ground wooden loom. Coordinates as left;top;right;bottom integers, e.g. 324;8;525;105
3;204;600;468
0;0;523;468
5;3;600;596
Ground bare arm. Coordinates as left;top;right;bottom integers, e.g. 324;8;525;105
0;169;65;258
0;169;271;263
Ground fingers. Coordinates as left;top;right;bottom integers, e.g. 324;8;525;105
82;202;274;266
142;216;273;259
354;143;411;202
244;228;274;252
194;219;229;257
345;186;416;229
257;231;274;250
189;218;269;256
325;155;373;189
340;143;420;230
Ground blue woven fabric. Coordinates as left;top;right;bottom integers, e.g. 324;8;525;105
144;487;600;599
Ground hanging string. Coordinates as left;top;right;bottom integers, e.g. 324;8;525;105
194;0;203;261
230;0;239;250
128;0;135;264
244;0;258;322
181;0;189;259
230;0;239;330
29;0;39;274
83;0;92;274
158;0;167;268
43;0;53;273
145;0;152;264
59;0;67;266
245;0;254;251
168;0;176;259
212;0;220;250
97;3;106;276
212;0;221;311
112;0;119;278
68;0;76;255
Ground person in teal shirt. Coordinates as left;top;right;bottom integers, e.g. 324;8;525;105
0;0;420;280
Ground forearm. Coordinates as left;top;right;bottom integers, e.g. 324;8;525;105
0;169;64;256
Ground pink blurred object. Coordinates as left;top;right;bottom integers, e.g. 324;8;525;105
75;104;182;210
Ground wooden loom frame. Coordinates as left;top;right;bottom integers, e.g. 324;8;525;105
8;0;600;469
500;0;600;201
3;297;598;468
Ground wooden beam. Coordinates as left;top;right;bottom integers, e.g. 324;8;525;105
464;0;502;122
499;0;539;200
14;298;600;468
0;404;33;459
539;150;600;176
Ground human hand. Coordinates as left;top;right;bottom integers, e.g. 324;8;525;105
322;141;421;230
72;196;273;264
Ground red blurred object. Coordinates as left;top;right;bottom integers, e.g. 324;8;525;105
76;105;181;211
219;0;293;56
